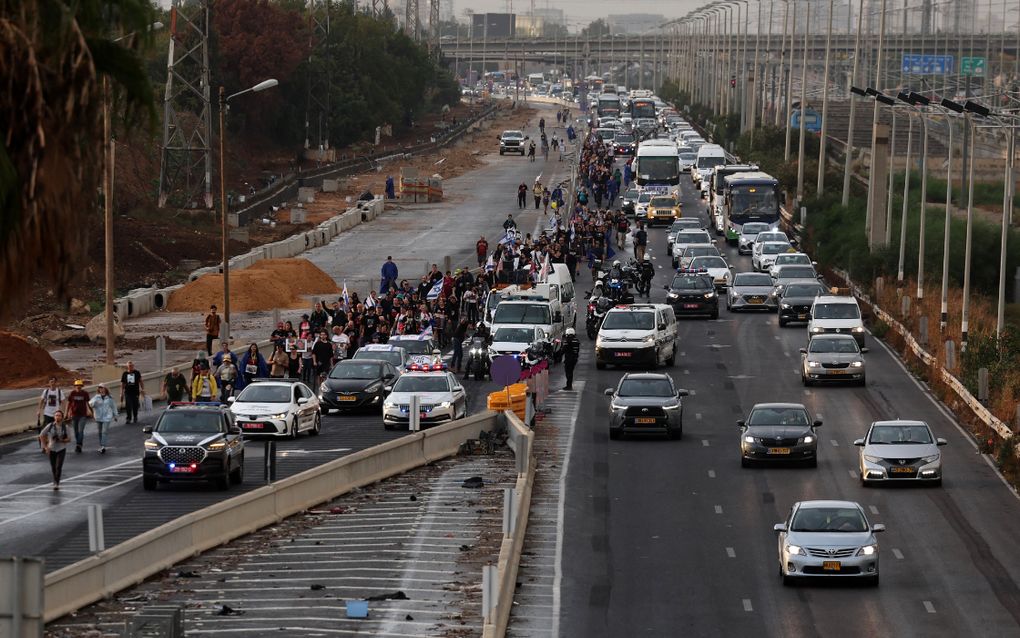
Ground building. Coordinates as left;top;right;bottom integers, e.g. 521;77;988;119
606;13;666;35
533;7;565;28
471;12;516;38
517;15;546;37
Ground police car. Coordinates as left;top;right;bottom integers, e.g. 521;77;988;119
387;335;442;365
352;343;411;372
142;402;245;490
382;368;468;430
227;378;321;438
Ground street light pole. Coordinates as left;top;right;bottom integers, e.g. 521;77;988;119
795;1;809;205
865;0;889;237
816;0;835;194
940;116;955;331
897;113;914;282
841;0;865;206
103;77;114;364
995;124;1015;342
783;1;797;160
961;112;975;351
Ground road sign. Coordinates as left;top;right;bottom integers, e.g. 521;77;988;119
901;54;954;75
961;56;986;77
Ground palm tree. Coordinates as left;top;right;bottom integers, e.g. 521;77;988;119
0;0;156;318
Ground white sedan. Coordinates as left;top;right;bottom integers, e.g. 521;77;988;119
229;379;321;438
769;252;816;279
688;255;733;291
382;371;468;430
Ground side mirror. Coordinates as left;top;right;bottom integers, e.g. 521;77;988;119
677;389;690;397
860;347;869;353
737;419;746;428
383;385;393;393
663;285;670;291
853;438;865;446
226;396;236;404
773;523;788;533
142;426;153;434
812;419;824;427
603;388;614;396
229;426;242;435
812;261;818;266
872;524;886;533
657;323;666;331
799;348;807;354
297;397;309;405
936;437;948;446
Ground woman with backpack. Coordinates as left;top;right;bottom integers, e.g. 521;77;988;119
38;410;71;490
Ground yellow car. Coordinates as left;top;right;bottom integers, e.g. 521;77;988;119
646;195;681;226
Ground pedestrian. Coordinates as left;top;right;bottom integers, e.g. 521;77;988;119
162;367;189;403
38;410;70;490
65;379;93;454
191;350;210;386
191;367;218;402
533;181;542;209
237;343;268;389
312;331;334;383
36;376;65;432
385;175;395;199
451;317;469;373
476;236;489;267
204;305;221;356
528;141;536;162
120;361;144;424
562;328;581;390
380;256;399;293
517;182;527;208
269;343;288;378
309;302;330;333
543;187;551;213
503;214;517;232
89;385;118;454
215;354;238;401
633;223;648;261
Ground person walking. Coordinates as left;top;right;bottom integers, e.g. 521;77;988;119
269;343;288;378
38;410;70;490
215;354;238;402
89;385;118;454
380;256;399;293
65;379;93;454
36;377;65;432
237;343;269;390
528;141;536;162
517;182;527;208
162;367;189;403
191;367;218;402
204;305;221;356
385;175;395;199
633;223;648;262
562;328;581;390
503;214;518;233
312;331;334;384
475;236;489;267
451;317;470;373
542;187;551;213
120;361;144;424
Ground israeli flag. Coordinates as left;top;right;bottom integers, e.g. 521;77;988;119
342;280;350;306
426;278;443;300
419;325;433;338
365;294;376;309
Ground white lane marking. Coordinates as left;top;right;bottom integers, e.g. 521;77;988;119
892;548;904;560
0;474;139;529
803;390;811;396
0;458;138;501
742;598;753;612
695;413;703;421
923;601;936;614
774;335;781;340
551;382;584;638
702;439;710;447
848;470;858;479
684;369;690;375
689;390;697;396
726;547;736;558
708;470;716;478
830;439;840;447
714;505;723;514
869;505;880;516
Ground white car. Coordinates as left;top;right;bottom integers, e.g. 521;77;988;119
489;325;550;358
382;370;467;430
671;229;715;268
229;379;321;437
688;255;732;291
855;420;947;486
634;191;654;220
774;500;884;586
769;252;816;279
753;241;795;273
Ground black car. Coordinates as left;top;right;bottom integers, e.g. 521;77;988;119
778;281;830;327
664;273;718;319
142;403;244;490
319;360;400;414
614;133;636;156
739;403;822;468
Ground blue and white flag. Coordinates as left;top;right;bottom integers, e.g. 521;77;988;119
419;325;434;338
426;278;443;300
365;294;376;309
485;254;495;272
342;280;350;306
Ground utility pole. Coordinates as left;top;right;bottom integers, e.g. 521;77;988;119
841;0;864;205
305;0;331;153
795;1;809;205
816;0;835;193
865;0;888;238
784;2;796;159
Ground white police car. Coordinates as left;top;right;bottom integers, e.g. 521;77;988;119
352;343;411;372
228;379;321;438
382;369;467;430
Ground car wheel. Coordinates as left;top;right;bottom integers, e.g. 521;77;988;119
384;422;395;431
609;428;622;440
741;457;751;468
782;573;794;587
142;475;157;491
290;418;299;439
668;427;683;440
666;347;676;366
230;455;244;484
319;405;330;416
801;376;811;387
806;457;818;468
216;472;230;491
857;376;867;387
710;310;719;320
866;574;880;587
309;413;321;436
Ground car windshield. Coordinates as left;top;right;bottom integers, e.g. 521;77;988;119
671;275;713;290
650;197;675;207
747;407;809;426
494;327;535;343
353;350;404;366
676;220;703;230
813;303;860;319
776;254;810;266
638;193;653;203
503;131;523;139
679;152;697;161
763;242;790;255
624;189;639;199
757;233;787;244
236;385;291;403
809;338;860;353
741;223;770;236
329;362;381;380
616;134;635;143
791;507;868;533
783;283;826;297
618;378;674;397
869;425;934;444
778;267;817;280
388;339;432;355
733;273;773;286
676;232;711;245
601;311;655;331
684;247;718;259
691;256;726;269
392;376;450;393
492;304;551;325
156;411;224;433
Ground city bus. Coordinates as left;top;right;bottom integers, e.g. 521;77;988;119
584;75;605;93
630;97;656;120
634;141;680;193
596;93;622;120
722;172;782;244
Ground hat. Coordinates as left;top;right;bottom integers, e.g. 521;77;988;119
73;379;84;386
223;354;232;361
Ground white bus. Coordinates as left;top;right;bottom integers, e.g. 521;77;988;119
634;142;680;193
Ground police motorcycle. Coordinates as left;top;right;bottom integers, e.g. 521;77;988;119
596;260;636;305
628;258;655;296
463;335;491;381
584;281;616;339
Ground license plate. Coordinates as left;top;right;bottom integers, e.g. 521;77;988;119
338;396;358;402
822;561;841;571
767;447;791;455
635;417;657;424
749;297;764;304
615;351;632;357
170;465;196;473
798;314;808;319
242;422;264;429
889;466;915;474
827;369;847;375
683;303;700;309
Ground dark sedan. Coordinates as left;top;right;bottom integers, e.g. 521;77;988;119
778;281;829;327
319;360;400;414
614;133;636;156
664;273;718;319
739;402;822;468
605;373;689;440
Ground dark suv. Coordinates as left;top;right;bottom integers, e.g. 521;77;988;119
605;373;689;440
664;272;718;319
142;403;245;490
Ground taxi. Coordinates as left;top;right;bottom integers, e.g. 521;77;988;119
645;195;681;227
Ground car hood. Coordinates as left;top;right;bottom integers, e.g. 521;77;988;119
746;426;813;438
863;443;938;459
785;531;875;548
491;341;529;353
230;403;290;415
612;396;680;407
323;378;380;392
732;285;774;295
599;329;654;341
806;352;862;364
782;295;822;306
153;431;223;446
387;391;454;404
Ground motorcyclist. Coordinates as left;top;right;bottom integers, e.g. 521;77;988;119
607;259;624;281
588;280;605;301
562;328;581;390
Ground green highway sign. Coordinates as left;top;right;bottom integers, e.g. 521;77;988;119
961;57;986;77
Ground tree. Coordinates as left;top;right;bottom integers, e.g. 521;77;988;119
0;0;156;316
581;18;610;38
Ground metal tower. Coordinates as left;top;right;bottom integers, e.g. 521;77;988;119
306;0;332;152
429;0;440;51
405;0;420;40
157;0;212;209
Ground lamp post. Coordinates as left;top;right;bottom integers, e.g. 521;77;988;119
795;0;810;206
865;0;889;238
816;0;835;194
783;0;797;160
996;125;1015;342
219;79;279;340
841;0;865;206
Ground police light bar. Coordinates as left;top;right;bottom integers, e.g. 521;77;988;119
168;401;223;407
407;363;448;372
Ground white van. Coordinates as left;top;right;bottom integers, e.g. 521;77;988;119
692;144;726;186
481;264;576;330
595;304;678;369
808;295;866;347
491;299;563;359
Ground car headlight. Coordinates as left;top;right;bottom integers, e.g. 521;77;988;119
667;291;679;298
271;412;288;420
207;441;226;450
643;335;655;343
144;440;161;450
438;401;452;409
851;326;865;333
743;435;755;444
662;403;681;411
857;544;877;556
319;382;329;394
781;303;791;309
801;435;814;444
810;327;824;333
786;544;805;556
364;382;382;393
863;455;883;463
807;361;820;368
610;402;626;411
383;401;395;409
595;337;604;348
922;453;941;464
851;361;864;368
704;292;716;299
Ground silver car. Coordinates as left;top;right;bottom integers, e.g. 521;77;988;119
854;420;947;486
774;500;884;586
727;272;778;312
605;373;688;440
800;334;867;386
736;222;771;254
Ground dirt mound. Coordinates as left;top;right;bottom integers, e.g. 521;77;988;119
0;332;74;389
166;259;340;312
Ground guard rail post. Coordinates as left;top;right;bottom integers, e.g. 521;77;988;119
87;505;105;553
410;395;420;432
263;441;277;483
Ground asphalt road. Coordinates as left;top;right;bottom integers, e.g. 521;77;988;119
0;107;570;574
553;171;1020;637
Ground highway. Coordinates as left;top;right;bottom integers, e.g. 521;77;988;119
542;170;1020;637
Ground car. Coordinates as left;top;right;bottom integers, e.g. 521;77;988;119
664;272;718;319
688;255;732;291
621;187;640;216
855;420;947;486
800;334;867;386
677;244;721;271
778;281;829;326
671;229;714;268
753;241;795;272
352;343;411;373
595;304;677;369
751;230;791;256
499;130;526;155
666;219;701;252
678;150;698;173
646;195;681;226
736;222;772;254
142;402;244;490
489;325;551;358
605;373;689;440
613;132;637;156
739;402;822;467
382;370;467;430
228;379;322;437
386;335;441;364
772;264;822;298
769;252;816;279
808;295;866;347
634;191;654;220
727;271;779;312
774;500;884;586
319;359;401;414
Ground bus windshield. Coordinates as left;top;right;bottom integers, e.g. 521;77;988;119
730;185;779;221
636;156;680;184
631;99;656;119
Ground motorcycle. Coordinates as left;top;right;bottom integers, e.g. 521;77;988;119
463;336;491;381
585;295;614;339
630;259;655;296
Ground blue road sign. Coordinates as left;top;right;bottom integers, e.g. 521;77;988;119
901;54;954;75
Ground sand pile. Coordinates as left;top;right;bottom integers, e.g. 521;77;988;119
0;332;74;389
166;259;340;312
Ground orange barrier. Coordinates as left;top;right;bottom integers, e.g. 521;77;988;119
487;383;527;420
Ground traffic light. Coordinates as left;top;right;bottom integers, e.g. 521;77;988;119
730;76;736;89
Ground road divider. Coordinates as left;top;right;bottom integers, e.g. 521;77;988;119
42;411;501;623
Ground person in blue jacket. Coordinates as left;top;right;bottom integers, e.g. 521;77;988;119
381;256;399;293
236;343;269;391
385;175;395;199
